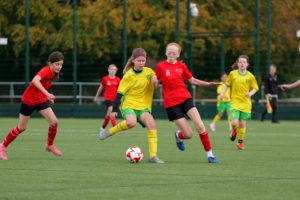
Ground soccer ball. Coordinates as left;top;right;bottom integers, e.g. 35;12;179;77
125;146;143;163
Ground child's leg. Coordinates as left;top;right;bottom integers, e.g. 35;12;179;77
1;114;28;148
140;112;157;158
109;114;136;136
237;120;246;144
187;108;215;158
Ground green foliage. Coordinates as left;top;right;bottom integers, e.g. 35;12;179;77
0;0;299;91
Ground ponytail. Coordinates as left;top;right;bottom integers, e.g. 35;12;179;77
123;58;134;74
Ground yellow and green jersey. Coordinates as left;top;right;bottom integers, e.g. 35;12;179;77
117;67;155;111
225;69;259;113
217;82;231;105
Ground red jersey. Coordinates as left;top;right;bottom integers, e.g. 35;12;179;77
156;60;193;108
22;66;55;106
101;75;120;101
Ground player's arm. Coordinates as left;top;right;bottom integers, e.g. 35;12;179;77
110;92;123;120
32;75;55;103
219;85;228;100
246;89;258;97
94;83;103;103
281;79;300;91
188;77;220;87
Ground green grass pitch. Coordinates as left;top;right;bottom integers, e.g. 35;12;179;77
0;118;299;200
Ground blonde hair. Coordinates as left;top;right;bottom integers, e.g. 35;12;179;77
108;64;117;70
166;42;182;54
123;48;147;74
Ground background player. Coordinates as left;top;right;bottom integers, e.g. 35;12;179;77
260;64;279;123
99;48;164;164
210;72;231;132
0;51;64;160
94;64;120;129
220;55;259;150
156;42;219;164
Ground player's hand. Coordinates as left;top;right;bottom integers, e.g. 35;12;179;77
46;92;55;104
151;76;159;86
93;96;98;103
110;112;118;120
246;92;252;98
280;84;289;91
208;82;221;87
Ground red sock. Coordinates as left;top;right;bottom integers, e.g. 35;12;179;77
102;116;110;128
2;126;23;148
177;131;185;140
199;131;212;151
111;118;117;127
48;125;57;146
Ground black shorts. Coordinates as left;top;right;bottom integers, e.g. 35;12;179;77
105;100;114;108
20;102;50;116
165;98;195;121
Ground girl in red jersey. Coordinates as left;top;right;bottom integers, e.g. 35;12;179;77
0;51;64;160
156;42;220;164
94;64;120;130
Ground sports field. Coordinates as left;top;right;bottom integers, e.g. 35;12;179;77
0;118;299;200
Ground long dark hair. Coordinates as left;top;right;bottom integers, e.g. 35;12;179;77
48;51;64;80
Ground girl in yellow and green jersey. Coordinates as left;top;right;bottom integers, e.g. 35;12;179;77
99;48;164;164
210;72;231;132
220;55;259;150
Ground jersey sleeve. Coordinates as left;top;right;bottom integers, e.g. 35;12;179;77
225;72;233;87
37;67;49;79
101;77;106;86
155;64;161;80
182;63;193;80
117;75;131;95
250;74;259;91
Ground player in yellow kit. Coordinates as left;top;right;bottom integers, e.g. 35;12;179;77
220;55;259;150
210;73;231;132
99;48;164;164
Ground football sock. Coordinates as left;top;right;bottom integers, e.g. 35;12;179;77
148;130;157;158
2;126;23;148
109;120;128;136
177;130;185;140
213;115;221;124
102;116;110;128
47;124;57;146
237;127;246;142
206;150;214;158
232;124;238;131
199;131;212;152
111;118;117;127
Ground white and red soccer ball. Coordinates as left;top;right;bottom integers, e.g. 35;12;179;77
125;146;143;163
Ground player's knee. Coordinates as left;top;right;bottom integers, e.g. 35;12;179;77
126;121;136;128
49;119;58;128
17;125;26;132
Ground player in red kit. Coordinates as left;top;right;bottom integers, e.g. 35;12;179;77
94;64;120;130
156;43;220;164
0;51;64;160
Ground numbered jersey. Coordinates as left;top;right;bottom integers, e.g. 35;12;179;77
156;60;192;108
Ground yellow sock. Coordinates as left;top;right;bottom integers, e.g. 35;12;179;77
148;130;157;158
213;115;221;124
237;127;246;142
232;124;238;131
109;120;128;136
